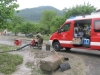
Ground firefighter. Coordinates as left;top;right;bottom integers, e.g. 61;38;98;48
36;34;43;48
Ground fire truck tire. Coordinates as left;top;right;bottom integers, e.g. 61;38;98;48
65;47;71;52
52;42;61;51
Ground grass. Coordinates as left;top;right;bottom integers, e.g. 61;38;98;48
0;44;23;75
42;35;50;40
26;34;50;41
0;44;18;52
0;53;23;74
23;34;50;41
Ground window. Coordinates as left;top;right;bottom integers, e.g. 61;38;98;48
61;23;70;32
94;20;100;32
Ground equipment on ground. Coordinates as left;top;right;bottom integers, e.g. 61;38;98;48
30;35;43;49
53;49;71;72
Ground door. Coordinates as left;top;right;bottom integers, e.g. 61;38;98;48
59;21;74;47
91;18;100;50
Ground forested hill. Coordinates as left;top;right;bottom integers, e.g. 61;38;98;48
15;6;63;22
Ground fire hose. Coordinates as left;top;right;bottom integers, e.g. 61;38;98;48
0;44;31;53
0;38;41;53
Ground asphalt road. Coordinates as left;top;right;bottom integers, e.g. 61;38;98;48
43;44;100;75
57;48;100;75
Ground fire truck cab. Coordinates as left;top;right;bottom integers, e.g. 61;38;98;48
49;13;100;51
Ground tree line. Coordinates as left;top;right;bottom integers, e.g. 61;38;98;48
15;6;63;22
0;0;96;36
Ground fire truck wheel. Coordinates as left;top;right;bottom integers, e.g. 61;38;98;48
65;47;71;52
52;42;61;51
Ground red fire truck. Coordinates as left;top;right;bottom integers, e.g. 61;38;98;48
49;13;100;51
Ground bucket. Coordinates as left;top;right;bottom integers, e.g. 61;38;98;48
46;44;50;51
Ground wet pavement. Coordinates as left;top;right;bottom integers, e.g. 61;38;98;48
0;35;100;75
70;49;100;75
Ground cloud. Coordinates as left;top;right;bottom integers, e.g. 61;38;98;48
17;0;100;10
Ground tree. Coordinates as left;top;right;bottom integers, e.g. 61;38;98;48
0;0;19;29
41;10;57;34
51;16;66;33
63;2;96;18
35;23;49;34
13;24;21;35
10;16;24;35
20;22;35;35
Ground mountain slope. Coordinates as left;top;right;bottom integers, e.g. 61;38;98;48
15;6;63;22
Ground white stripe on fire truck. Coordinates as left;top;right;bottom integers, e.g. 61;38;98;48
59;40;71;44
59;41;100;46
90;42;100;46
49;40;100;46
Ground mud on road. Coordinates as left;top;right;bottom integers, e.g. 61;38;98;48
0;35;100;75
10;48;89;75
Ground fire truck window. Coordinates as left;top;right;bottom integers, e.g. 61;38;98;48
94;20;100;32
61;23;70;32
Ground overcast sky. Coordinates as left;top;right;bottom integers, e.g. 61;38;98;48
17;0;100;10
